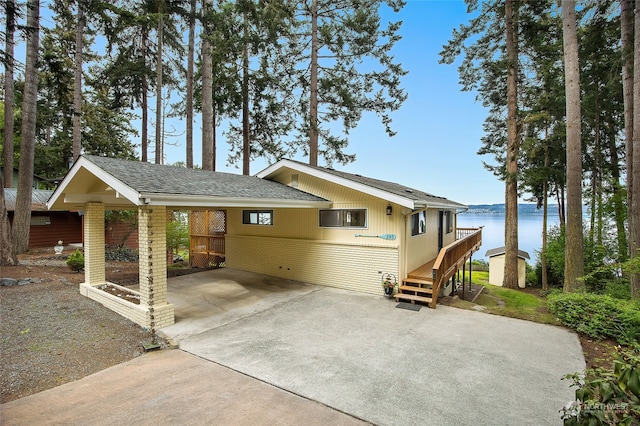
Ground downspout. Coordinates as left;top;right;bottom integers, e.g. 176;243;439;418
402;208;413;281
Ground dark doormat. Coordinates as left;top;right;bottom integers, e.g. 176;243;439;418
396;302;422;312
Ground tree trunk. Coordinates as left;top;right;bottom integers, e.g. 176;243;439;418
562;0;584;292
621;0;634;263
630;2;640;298
0;176;17;265
155;6;164;165
142;28;149;163
13;0;40;255
186;0;195;169
308;0;319;166
242;16;250;176
503;0;519;289
72;0;84;162
3;0;15;187
542;129;549;291
201;0;214;171
609;136;627;263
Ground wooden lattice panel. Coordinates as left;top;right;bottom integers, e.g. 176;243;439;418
190;210;226;268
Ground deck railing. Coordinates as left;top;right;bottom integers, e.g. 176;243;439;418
430;227;482;308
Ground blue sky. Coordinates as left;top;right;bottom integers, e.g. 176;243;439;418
31;1;504;204
161;0;504;205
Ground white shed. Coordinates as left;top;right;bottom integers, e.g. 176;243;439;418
485;247;530;289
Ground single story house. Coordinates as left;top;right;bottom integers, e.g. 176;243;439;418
4;188;82;249
485;246;530;288
47;155;482;329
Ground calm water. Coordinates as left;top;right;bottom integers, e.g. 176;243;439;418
458;213;561;264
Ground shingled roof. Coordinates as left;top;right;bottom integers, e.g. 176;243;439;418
257;159;467;211
48;155;330;210
4;189;54;211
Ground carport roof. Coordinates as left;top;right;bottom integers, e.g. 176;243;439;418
47;155;330;210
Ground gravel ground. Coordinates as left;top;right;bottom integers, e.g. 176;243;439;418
0;252;156;404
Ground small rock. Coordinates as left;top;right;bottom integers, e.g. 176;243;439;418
1;278;18;286
472;305;487;312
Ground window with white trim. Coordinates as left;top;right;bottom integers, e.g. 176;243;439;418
445;211;454;234
319;209;367;228
242;210;273;225
411;211;426;236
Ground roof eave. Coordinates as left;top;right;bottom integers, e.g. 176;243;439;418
47;156;140;210
139;193;331;209
257;159;416;209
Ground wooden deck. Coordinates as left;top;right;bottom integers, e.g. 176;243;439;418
407;258;436;281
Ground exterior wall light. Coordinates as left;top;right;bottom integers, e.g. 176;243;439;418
386;204;392;215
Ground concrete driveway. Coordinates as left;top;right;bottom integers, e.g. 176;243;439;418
164;269;584;425
2;269;584;425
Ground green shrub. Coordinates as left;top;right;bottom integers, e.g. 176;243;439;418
561;347;640;425
548;292;640;346
66;249;84;272
605;280;631;300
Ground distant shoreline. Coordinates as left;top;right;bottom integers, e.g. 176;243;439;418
462;203;560;216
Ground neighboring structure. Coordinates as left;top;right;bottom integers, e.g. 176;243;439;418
0;167;53;189
4;188;82;249
48;155;482;329
486;246;530;289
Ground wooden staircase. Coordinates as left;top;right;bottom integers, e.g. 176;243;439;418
394;277;434;306
393;227;483;309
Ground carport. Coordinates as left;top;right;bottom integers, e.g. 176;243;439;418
47;155;329;330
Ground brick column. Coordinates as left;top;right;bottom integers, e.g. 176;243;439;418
84;202;105;285
138;206;174;328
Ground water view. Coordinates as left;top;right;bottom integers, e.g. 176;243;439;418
458;206;561;264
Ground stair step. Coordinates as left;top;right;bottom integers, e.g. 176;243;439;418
394;293;433;305
399;285;433;295
404;277;433;286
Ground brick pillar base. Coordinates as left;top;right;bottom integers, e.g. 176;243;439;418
84;202;105;285
138;206;174;329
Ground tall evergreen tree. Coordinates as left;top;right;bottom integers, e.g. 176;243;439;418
201;0;214;170
503;0;519;289
0;175;17;265
630;0;640;297
13;0;40;254
561;0;584;292
72;0;84;161
621;0;634;266
3;0;17;187
185;0;196;168
440;1;526;288
222;0;298;174
286;0;407;166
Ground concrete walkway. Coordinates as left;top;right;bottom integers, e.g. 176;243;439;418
0;350;365;426
1;269;585;425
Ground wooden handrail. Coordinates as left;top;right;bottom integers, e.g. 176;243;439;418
430;228;482;308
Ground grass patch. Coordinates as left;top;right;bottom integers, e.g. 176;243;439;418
483;285;558;324
447;271;558;325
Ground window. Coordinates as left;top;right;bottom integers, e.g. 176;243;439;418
445;211;454;234
30;216;51;226
319;209;367;228
242;210;273;225
411;211;426;236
